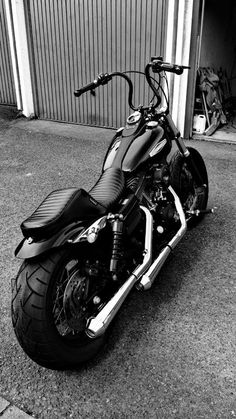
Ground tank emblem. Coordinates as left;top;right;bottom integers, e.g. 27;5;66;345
149;139;167;157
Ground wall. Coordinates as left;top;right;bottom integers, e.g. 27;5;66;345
200;0;236;96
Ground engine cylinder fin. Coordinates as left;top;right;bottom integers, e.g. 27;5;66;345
126;174;141;192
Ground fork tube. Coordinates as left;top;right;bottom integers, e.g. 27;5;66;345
165;113;190;156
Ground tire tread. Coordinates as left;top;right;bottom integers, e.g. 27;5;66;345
12;249;105;369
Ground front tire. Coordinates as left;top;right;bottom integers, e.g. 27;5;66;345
11;249;105;369
170;147;209;225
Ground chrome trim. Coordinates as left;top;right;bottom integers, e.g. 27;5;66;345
127;111;141;125
139;185;187;290
86;206;153;338
139;247;171;290
168;186;187;248
149;138;167;157
133;206;153;278
116;127;124;133
69;215;107;244
175;135;190;157
184;150;190;157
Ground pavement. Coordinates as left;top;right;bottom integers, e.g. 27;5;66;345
0;107;34;418
0;396;33;418
0;105;236;418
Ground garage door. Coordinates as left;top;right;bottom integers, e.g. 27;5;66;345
25;0;167;127
0;0;16;106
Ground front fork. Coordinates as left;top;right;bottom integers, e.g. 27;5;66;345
165;114;217;217
165;113;205;185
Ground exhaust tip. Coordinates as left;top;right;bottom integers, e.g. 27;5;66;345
85;328;97;339
85;317;97;339
86;317;105;339
139;274;152;290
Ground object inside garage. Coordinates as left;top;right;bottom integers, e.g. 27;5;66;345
193;0;236;142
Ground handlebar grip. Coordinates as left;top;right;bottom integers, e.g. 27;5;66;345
151;60;190;75
162;63;183;74
74;81;98;97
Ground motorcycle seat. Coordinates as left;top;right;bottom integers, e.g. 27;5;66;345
21;167;125;239
89;166;125;207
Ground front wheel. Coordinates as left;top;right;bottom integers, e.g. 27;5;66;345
169;147;209;225
11;249;106;369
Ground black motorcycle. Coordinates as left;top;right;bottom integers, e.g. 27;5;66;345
12;57;211;369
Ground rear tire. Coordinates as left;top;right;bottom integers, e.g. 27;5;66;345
11;249;105;369
170;147;209;225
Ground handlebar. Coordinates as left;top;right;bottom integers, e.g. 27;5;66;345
74;72;136;110
74;58;190;111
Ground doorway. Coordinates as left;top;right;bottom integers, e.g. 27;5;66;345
193;0;236;143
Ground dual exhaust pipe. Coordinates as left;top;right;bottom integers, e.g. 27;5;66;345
86;186;187;339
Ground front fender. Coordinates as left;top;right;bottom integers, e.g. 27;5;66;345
15;223;85;259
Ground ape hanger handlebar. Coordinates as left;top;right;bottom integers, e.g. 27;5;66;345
74;57;190;112
74;71;137;110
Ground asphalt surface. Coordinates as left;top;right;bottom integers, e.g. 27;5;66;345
0;106;235;418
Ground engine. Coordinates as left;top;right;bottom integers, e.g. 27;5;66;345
143;163;180;234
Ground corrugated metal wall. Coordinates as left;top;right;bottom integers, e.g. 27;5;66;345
25;0;167;128
0;0;16;106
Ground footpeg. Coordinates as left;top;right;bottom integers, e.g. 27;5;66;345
186;207;217;216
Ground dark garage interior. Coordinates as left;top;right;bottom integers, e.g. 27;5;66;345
193;0;236;142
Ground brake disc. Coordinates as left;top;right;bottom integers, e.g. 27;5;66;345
63;270;89;331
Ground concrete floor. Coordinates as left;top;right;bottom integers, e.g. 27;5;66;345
0;107;235;418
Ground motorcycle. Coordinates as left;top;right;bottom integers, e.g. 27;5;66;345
12;57;211;369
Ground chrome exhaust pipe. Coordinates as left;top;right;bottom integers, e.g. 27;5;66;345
86;187;187;338
86;206;153;338
138;185;187;290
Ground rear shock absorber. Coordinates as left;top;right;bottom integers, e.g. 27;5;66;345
108;214;124;279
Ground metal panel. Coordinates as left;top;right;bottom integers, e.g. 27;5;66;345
0;0;16;105
26;0;167;127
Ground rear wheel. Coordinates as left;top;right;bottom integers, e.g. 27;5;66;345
11;249;106;369
170;147;209;225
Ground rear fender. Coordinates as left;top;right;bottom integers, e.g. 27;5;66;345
15;215;109;259
15;222;87;259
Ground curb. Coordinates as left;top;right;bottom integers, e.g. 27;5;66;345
0;396;34;418
192;133;236;145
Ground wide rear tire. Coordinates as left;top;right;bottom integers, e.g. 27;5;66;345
11;249;105;369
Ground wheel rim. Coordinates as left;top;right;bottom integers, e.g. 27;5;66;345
52;258;87;338
51;255;110;340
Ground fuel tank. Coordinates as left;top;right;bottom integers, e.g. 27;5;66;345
103;111;171;172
